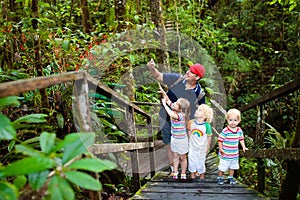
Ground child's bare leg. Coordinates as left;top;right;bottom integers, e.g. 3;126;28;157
180;154;187;174
200;173;205;179
218;170;224;177
173;152;180;173
229;169;234;177
190;172;196;179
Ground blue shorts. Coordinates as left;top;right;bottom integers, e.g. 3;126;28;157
159;113;171;144
160;122;171;144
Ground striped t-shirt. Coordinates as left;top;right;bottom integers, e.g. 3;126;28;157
218;126;244;160
171;112;187;139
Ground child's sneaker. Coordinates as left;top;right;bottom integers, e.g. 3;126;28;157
172;172;178;180
216;177;224;185
180;174;186;179
228;177;237;184
170;165;174;172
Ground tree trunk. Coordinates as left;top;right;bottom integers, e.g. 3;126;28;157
115;0;127;31
136;0;141;14
120;59;135;101
81;0;91;33
149;0;170;72
1;0;15;70
279;96;300;199
32;0;49;109
115;0;126;21
114;0;136;102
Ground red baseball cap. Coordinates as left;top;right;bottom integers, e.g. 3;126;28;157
189;63;205;78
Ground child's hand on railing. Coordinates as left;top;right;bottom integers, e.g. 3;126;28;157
242;147;248;153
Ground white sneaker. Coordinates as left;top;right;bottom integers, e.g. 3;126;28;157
170;165;174;172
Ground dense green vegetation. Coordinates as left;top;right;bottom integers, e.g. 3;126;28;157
0;0;299;199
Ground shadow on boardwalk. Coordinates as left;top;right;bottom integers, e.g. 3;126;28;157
131;152;267;200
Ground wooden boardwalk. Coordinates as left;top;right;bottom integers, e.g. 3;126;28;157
132;152;266;200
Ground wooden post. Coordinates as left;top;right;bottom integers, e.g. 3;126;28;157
126;106;141;192
73;75;101;200
147;116;156;178
256;104;265;193
279;95;300;199
73;75;93;132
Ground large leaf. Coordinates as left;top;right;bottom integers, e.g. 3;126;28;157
12;114;48;129
61;132;95;164
65;171;101;191
47;175;74;200
0;114;16;140
0;181;18;200
15;144;43;157
0;157;53;178
68;158;117;173
40;132;56;155
28;170;49;190
0;96;20;108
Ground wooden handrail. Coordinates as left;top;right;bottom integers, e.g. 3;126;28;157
90;141;164;154
0;71;85;98
85;73;149;116
240;77;300;112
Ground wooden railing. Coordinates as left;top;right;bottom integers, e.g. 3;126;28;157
0;70;157;193
2;70;299;198
239;77;300;196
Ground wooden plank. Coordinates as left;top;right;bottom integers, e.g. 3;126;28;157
133;172;265;200
89;142;154;154
139;185;260;194
132;153;266;200
0;71;85;98
133;192;264;200
89;140;165;154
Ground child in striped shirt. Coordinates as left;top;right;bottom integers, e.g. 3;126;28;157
216;108;248;185
160;85;190;180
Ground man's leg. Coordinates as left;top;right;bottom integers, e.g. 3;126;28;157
159;113;173;172
167;144;173;171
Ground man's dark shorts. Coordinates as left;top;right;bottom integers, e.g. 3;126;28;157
159;113;171;144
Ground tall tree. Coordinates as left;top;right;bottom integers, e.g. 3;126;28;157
81;0;91;33
114;0;136;102
115;0;126;21
32;0;49;108
149;0;170;72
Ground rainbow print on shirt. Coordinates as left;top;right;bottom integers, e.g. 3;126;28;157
191;129;204;137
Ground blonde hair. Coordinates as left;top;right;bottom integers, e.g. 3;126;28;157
226;108;241;121
177;98;191;123
197;104;214;123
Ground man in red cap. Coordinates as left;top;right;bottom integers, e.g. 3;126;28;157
147;59;206;175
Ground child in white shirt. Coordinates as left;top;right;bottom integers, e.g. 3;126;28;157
187;104;214;181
